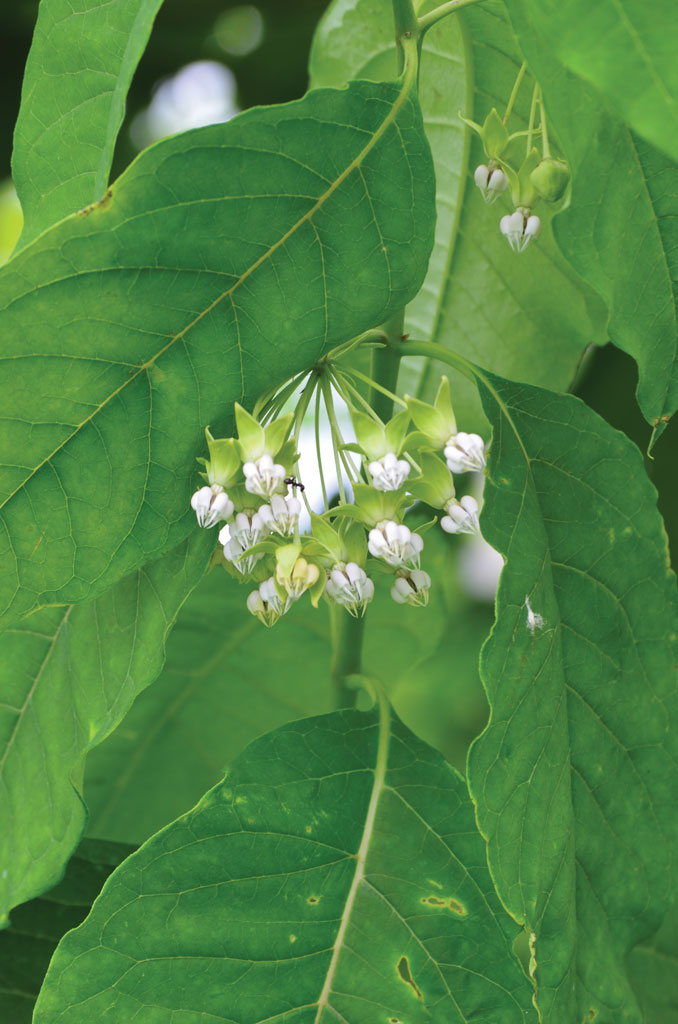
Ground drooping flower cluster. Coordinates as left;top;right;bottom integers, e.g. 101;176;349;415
462;82;570;254
189;374;487;626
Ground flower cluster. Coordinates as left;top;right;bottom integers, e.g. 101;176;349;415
462;88;570;254
189;376;487;626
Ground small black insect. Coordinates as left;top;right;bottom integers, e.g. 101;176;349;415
284;476;305;493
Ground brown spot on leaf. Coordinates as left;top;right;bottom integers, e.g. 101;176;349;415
396;956;422;999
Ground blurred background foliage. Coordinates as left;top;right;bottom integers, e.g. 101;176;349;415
0;0;675;826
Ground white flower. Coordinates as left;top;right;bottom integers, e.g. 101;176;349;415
219;511;268;575
368;451;411;492
325;562;375;617
444;432;486;474
243;453;286;498
441;495;480;536
500;208;541;253
257;495;301;536
474;163;508;203
247;577;287;627
368;520;423;568
190;484;234;528
391;569;431;607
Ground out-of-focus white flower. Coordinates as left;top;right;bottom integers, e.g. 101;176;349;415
474;163;508;203
325;562;374;617
441;494;480;536
368;520;423;568
444;433;486;474
190;484;234;528
367;452;411;492
499;208;541;253
243;453;286;498
391;569;431;607
257;494;301;536
246;577;286;627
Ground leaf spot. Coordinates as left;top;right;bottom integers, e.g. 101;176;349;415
396;956;423;999
307;895;319;905
586;1011;598;1022
524;595;545;634
289;934;297;943
420;895;467;915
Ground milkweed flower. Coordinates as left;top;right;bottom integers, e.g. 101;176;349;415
325;562;374;616
368;452;411;491
500;208;541;253
441;495;480;536
243;453;286;498
444;432;486;474
368;520;423;568
474;163;508;203
391;569;431;607
190;484;234;528
257;494;301;536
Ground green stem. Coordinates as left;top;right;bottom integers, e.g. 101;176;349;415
392;0;419;49
329;605;366;709
539;93;551;158
321;378;348;505
526;82;540;155
370;308;405;422
398;339;477;382
314;382;329;512
503;61;527;126
418;0;484;33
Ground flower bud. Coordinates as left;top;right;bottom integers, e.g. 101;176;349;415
368;452;411;492
444;433;486;474
391;569;431;607
530;158;570;203
276;555;320;601
243;453;287;498
441;495;480;536
500;208;541;253
326;562;375;617
368;520;423;568
190;484;234;528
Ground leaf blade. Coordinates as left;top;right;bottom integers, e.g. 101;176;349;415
12;0;164;247
35;706;535;1022
0;531;212;921
467;370;678;1021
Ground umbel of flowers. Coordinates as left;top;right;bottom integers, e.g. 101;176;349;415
189;376;486;627
461;68;571;254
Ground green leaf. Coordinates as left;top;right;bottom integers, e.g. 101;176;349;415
628;898;678;1022
0;76;435;628
466;369;678;1021
12;0;163;248
505;0;678;431
35;702;535;1023
0;838;134;1024
0;530;212;922
310;0;607;429
84;520;488;844
505;0;678;164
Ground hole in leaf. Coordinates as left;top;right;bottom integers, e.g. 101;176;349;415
396;956;423;999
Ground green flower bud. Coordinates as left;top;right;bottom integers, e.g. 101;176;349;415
408;453;456;509
405;377;456;449
530;158;570;203
202;428;240;487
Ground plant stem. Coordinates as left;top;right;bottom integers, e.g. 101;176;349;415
503;61;527;126
370;308;405;422
329;605;366;709
418;0;484;34
539;93;551;158
526;82;540;155
392;0;419;47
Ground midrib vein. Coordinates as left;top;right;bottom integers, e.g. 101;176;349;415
313;694;391;1023
1;66;416;514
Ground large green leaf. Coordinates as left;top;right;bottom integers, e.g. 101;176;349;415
0;839;134;1024
505;0;678;164
310;0;607;428
0;530;212;922
35;704;535;1023
0;74;435;628
505;0;678;431
465;369;678;1021
12;0;164;248
84;519;489;844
